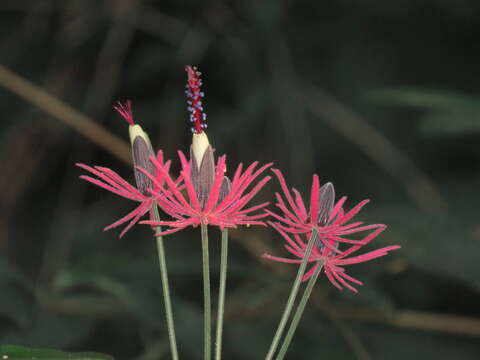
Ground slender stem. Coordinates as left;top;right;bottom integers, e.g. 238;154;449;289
215;229;229;360
201;223;212;360
152;205;179;360
265;229;319;360
276;261;324;360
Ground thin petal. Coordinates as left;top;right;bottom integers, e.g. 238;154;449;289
309;174;320;225
335;245;400;265
271;169;302;219
262;254;303;264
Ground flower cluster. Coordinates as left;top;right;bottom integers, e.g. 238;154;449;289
76;102;170;237
78;66;272;238
77;65;399;293
263;170;400;292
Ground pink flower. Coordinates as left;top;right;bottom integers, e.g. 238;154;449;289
137;65;273;235
77;101;170;237
266;170;386;251
263;223;400;292
140;151;273;235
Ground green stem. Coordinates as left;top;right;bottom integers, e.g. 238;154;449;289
215;229;229;360
152;205;179;360
276;261;324;360
265;229;318;360
201;223;212;360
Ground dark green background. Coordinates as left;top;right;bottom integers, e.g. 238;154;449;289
1;0;479;359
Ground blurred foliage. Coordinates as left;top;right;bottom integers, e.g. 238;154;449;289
0;345;113;359
370;87;480;135
1;0;480;359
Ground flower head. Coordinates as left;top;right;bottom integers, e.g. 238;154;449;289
263;173;400;292
263;223;400;292
267;170;385;251
138;66;272;235
77;102;169;237
140;151;272;235
114;101;156;195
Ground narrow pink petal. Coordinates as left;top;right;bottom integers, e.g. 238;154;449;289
337;227;387;259
218;176;271;215
142;217;197;228
301;264;319;281
248;162;273;185
275;223;310;234
293;233;307;248
96;166;142;194
271;169;302;219
214;218;266;227
235;202;270;215
222;162;258;203
282;235;303;252
262;254;303;264
284;244;303;257
330;268;359;293
328;196;347;223
237;161;258;184
225;212;269;221
309;174;320;225
324;265;343;290
80;175;138;200
155;227;188;236
203;155;227;212
317;233;343;254
271;223;320;261
230;163;244;187
274;194;302;224
150;154;194;212
336;223;384;236
155;188;189;214
337;270;363;285
118;210;145;238
337;199;370;225
264;210;303;229
178;151;201;210
77;163;139;198
335;245;400;265
292;188;308;223
180;169;202;210
103;202;150;234
334;221;364;232
218;161;271;209
329;235;369;245
136;165;166;192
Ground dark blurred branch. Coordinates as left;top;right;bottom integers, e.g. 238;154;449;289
267;36;447;212
301;82;448;212
0;123;52;252
267;40;315;185
38;0;137;285
0;64;131;163
320;303;480;337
